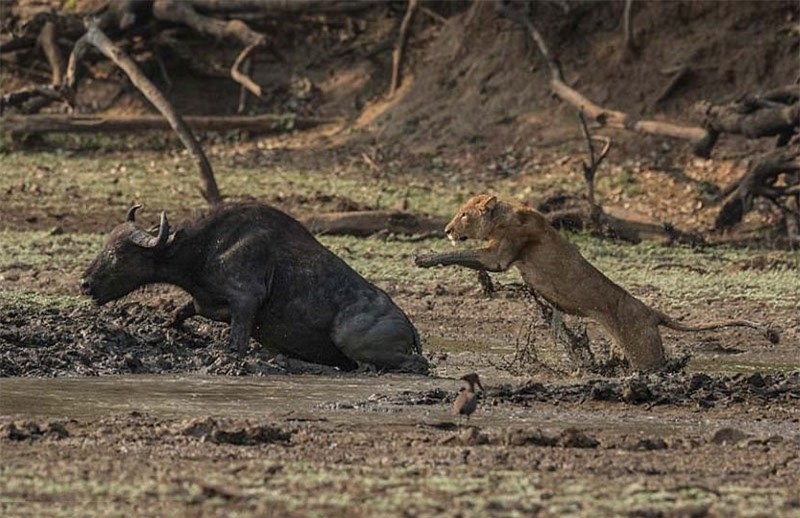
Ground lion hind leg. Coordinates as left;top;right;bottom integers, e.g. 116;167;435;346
607;321;667;372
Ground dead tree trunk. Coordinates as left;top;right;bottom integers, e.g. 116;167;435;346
66;21;222;205
1;114;339;136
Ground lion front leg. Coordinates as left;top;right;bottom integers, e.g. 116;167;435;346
414;247;514;272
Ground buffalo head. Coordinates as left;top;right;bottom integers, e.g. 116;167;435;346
81;205;174;304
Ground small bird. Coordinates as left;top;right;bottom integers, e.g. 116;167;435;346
453;373;484;427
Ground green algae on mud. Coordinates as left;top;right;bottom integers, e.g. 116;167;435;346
1;228;797;303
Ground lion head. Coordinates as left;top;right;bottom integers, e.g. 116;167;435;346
444;194;499;243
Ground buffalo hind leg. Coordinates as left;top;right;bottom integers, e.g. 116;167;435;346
168;300;197;328
334;316;429;374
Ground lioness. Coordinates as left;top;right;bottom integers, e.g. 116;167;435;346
415;195;777;371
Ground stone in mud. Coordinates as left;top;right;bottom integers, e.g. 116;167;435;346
558;428;599;449
746;372;766;388
458;427;489;446
626;437;668;451
622;378;653;404
711;427;749;445
503;428;558;447
688;373;714;392
46;421;69;439
589;381;620;401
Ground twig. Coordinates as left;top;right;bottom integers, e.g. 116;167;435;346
654;65;690;105
152;0;267;99
577;109;611;215
420;6;447;25
231;40;265;98
237;56;253;113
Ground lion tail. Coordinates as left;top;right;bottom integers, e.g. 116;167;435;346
655;310;779;344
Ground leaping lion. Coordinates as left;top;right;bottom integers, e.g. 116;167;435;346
415;194;778;371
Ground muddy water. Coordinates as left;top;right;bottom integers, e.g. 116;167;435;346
2;374;796;437
0;374;438;420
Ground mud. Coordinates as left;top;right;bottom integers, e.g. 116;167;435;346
3;372;800;516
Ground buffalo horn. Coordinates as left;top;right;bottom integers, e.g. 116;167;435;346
126;204;143;222
129;211;171;250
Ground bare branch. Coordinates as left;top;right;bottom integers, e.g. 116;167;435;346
231;40;265;98
622;0;637;56
68;21;222;205
37;21;65;86
389;0;420;97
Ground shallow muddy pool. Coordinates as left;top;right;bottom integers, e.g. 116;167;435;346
2;374;797;438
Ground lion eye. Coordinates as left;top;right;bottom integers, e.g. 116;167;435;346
460;214;468;222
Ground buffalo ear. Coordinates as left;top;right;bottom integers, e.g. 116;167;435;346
477;195;497;212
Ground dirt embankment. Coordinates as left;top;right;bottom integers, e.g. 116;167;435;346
367;1;799;158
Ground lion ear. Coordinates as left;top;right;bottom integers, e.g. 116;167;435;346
478;195;497;212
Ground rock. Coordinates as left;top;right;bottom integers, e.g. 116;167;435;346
46;421;69;439
626;437;668;451
711;427;749;445
559;428;599;449
622;378;653;404
180;417;217;438
504;428;558;447
589;381;619;401
458;426;488;446
688;373;713;392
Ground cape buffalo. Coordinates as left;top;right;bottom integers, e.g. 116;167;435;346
81;203;429;373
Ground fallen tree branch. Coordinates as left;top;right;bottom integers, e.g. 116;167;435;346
152;0;266;99
0;86;63;115
301;210;447;237
389;0;419;97
66;21;222;205
0;113;340;136
695;98;799;141
715;147;800;231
